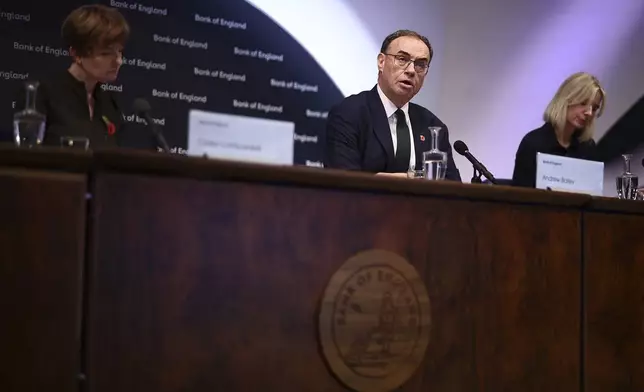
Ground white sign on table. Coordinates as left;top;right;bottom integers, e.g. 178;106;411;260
187;109;295;165
535;152;604;196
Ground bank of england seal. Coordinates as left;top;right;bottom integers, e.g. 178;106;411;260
318;249;431;391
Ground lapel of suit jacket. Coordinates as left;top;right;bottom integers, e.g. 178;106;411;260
367;86;395;169
409;105;429;169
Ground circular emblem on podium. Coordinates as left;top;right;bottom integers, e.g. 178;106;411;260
319;249;431;392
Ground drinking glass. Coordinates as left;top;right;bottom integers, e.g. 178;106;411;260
407;169;424;179
60;136;90;150
636;187;644;201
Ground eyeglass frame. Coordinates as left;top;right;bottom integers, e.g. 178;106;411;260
382;52;430;74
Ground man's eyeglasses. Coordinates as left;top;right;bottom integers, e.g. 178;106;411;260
383;53;429;74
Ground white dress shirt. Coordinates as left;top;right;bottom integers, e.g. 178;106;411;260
377;85;416;170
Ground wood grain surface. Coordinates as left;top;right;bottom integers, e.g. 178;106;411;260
585;211;644;391
0;168;86;392
85;171;581;391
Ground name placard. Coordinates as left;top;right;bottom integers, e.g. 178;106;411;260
535;152;604;196
187;109;295;165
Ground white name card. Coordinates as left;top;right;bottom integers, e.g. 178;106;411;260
535;152;604;196
187;109;295;165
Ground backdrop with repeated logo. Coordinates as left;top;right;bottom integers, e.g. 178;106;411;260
1;0;643;192
0;0;343;167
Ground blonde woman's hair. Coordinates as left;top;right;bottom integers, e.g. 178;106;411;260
543;72;606;142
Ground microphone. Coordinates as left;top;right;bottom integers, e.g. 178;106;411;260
132;98;171;153
453;140;498;184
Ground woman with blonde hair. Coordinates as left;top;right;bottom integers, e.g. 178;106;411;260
512;72;606;187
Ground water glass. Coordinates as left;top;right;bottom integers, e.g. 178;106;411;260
60;136;90;150
407;169;424;179
636;188;644;201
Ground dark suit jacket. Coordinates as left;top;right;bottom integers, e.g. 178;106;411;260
325;86;461;181
15;70;125;149
512;122;598;187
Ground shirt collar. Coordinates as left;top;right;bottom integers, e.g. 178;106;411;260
377;84;409;119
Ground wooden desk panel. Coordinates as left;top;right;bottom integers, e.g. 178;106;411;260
420;201;580;391
585;211;644;391
86;172;580;391
0;169;86;392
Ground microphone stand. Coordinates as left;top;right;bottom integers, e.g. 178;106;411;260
471;167;483;184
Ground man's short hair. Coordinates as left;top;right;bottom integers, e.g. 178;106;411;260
62;5;130;56
380;30;433;62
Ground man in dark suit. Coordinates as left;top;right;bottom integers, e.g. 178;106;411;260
325;30;461;181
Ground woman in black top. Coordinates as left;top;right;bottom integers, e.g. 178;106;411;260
21;5;130;149
512;72;606;187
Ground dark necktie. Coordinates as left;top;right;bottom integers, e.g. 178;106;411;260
393;109;411;172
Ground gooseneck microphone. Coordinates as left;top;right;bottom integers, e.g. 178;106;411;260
132;98;171;153
453;140;498;184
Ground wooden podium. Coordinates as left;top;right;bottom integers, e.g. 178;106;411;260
1;147;643;391
583;198;644;391
0;152;88;392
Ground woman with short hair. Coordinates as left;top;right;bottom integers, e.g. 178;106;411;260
20;4;130;148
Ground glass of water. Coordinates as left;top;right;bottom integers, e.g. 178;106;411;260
422;127;447;180
60;136;90;150
636;188;644;201
407;169;424;179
